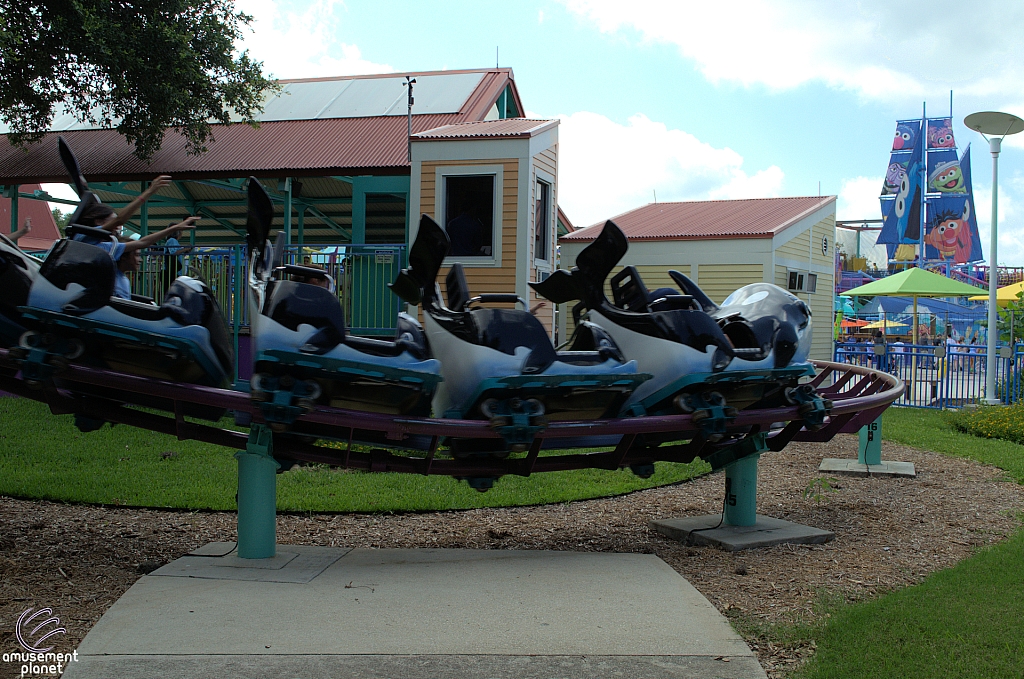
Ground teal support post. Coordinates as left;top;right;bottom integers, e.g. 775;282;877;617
139;181;149;236
9;185;18;235
234;424;280;559
351;184;366;245
283;177;293;246
297;208;305;247
723;446;762;527
858;417;882;465
232;244;242;388
351;176;411;246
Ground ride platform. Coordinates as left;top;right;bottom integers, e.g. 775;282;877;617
62;545;765;679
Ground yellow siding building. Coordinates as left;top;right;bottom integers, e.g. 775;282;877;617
409;119;560;335
558;196;837;361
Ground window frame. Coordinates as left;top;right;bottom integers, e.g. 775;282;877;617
533;168;554;267
435;164;504;267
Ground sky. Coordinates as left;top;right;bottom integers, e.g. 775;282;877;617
45;0;1024;267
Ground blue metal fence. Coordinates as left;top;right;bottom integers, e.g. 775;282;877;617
127;243;406;337
834;341;1024;408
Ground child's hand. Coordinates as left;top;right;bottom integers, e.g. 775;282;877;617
173;216;200;232
147;175;172;194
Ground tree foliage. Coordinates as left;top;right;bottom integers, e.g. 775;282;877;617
51;208;70;229
0;1;276;160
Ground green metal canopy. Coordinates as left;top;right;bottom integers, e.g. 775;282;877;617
842;267;986;298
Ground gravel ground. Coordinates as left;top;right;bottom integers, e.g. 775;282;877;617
2;434;1022;678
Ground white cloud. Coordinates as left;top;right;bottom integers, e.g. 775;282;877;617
562;0;1024;101
837;176;883;222
972;182;1024;266
41;183;80;214
835;176;887;267
238;0;393;79
554;111;784;227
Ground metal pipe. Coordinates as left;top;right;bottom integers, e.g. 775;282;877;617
9;185;17;235
986;137;1002;404
723;453;760;527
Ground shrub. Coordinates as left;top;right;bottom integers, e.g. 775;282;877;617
946;404;1024;446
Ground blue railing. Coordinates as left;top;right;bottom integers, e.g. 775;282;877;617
833;341;1024;408
127;243;406;337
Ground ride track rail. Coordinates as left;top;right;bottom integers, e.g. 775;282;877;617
0;348;904;478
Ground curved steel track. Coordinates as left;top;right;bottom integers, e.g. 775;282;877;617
0;349;903;478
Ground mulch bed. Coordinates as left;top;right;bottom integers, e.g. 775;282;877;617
2;434;1022;678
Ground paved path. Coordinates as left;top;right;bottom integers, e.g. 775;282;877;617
63;544;765;679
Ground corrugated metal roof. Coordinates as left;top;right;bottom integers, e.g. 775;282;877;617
413;118;557;140
0;115;464;183
560;196;837;242
259;72;486;121
0;69;521;183
0;69;506;135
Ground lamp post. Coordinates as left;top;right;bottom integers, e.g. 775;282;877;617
964;111;1024;405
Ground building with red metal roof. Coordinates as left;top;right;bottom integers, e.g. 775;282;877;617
0;68;526;245
0;185;62;251
558;196;838;360
1;67;569;340
562;196;834;242
409;115;561;336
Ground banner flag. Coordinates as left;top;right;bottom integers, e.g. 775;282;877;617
926;149;966;194
926;118;956;149
892;119;922;151
878;128;924;244
924;195;972;262
882;151;913;196
960;145;982;261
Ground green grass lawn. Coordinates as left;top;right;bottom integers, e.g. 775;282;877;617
881;407;1024;483
793;529;1024;679
0;397;708;512
784;406;1024;679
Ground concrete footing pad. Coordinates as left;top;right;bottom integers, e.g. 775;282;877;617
651;515;835;551
818;458;917;478
62;545;765;679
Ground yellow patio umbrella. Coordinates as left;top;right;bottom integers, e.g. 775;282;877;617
968;280;1024;307
861;319;908;330
970;280;1024;344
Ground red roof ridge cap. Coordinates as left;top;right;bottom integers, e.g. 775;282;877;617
277;67;512;85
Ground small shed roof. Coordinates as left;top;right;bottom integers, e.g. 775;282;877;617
561;196;837;242
412;119;557;140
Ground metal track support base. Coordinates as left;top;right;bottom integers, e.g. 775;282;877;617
857;417;882;466
235;424;280;559
723;440;763;527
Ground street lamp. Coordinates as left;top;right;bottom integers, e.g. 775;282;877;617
964;111;1024;405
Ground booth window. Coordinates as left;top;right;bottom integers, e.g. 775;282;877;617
535;179;550;261
444;175;494;257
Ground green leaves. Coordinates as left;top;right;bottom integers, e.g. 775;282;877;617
0;0;278;160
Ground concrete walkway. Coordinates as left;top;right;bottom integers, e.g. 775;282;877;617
63;544;766;679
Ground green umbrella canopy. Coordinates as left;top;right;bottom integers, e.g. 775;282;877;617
842;267;987;298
